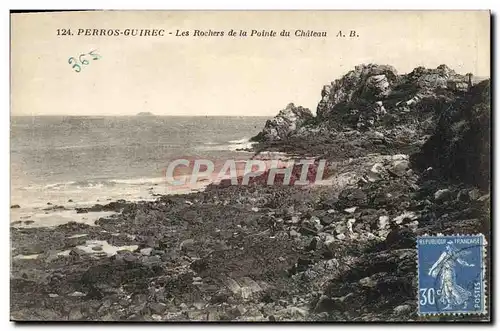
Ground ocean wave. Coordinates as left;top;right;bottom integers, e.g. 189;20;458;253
43;181;76;189
196;137;256;152
110;177;166;185
25;177;167;191
30;180;112;190
228;137;249;144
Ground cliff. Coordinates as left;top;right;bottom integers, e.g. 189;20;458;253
411;79;490;189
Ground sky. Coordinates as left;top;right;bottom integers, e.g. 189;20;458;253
11;11;490;116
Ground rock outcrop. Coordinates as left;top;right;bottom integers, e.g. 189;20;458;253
317;64;470;130
253;64;472;144
251;64;483;163
317;64;399;121
251;103;313;142
412;79;490;189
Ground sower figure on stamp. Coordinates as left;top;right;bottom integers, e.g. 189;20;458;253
428;241;475;310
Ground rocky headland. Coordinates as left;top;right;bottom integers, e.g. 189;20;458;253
11;64;490;321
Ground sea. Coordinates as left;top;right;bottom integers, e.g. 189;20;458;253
10;116;270;227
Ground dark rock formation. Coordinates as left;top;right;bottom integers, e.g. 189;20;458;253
317;64;469;131
253;64;471;145
411;79;490;189
251;103;313;142
317;64;399;121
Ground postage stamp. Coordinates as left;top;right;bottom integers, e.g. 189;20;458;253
417;234;487;315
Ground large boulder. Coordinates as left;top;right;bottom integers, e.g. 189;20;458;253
251;103;313;142
316;64;470;132
316;64;399;120
405;64;466;90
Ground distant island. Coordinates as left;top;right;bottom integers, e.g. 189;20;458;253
136;112;154;116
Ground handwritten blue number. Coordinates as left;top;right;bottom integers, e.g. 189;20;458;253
89;50;101;61
68;57;81;73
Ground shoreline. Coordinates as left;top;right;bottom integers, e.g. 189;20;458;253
11;146;489;321
9;148;302;229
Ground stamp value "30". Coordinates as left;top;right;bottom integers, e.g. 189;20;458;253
417;234;487;315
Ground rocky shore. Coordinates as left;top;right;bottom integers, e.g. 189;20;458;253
11;64;490;321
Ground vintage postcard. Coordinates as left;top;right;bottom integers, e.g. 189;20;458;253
10;10;491;322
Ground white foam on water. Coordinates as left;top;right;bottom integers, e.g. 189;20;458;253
10;210;116;228
228;137;249;144
196;137;256;152
110;177;166;185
